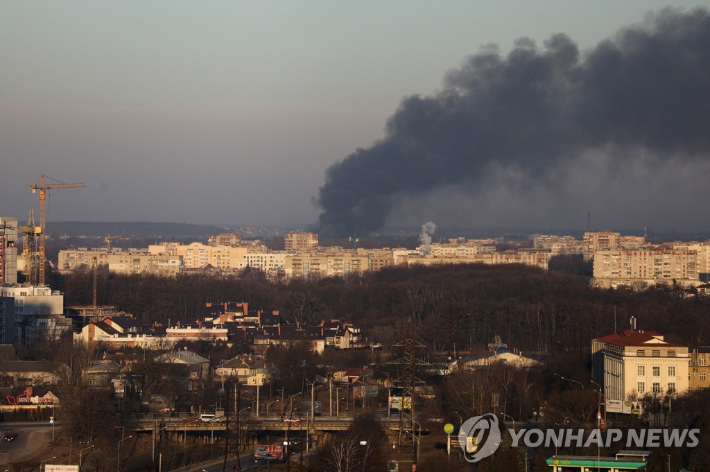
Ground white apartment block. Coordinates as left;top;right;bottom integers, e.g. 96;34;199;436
592;249;699;289
154;242;253;271
532;235;585;256
407;248;552;270
284;232;318;252
592;330;689;402
583;231;621;261
670;242;710;282
107;253;182;276
419;241;496;257
285;252;369;279
58;248;110;273
0;285;64;342
245;251;288;273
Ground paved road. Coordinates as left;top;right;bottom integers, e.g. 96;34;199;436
188;453;268;472
0;423;53;463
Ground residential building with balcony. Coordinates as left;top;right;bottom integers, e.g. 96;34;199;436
284;233;318;252
592;248;699;289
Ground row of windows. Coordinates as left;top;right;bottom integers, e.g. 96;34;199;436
638;365;676;377
638;382;676;394
637;349;676;357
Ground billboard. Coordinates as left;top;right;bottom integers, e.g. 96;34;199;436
254;445;283;461
607;400;643;414
388;388;412;411
606;399;623;413
46;466;79;472
354;385;378;398
301;401;322;416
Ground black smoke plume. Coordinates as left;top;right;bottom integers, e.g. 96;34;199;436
316;8;710;237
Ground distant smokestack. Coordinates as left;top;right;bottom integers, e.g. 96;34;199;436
316;8;710;236
419;222;436;254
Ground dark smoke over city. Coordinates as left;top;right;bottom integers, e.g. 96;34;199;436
316;8;710;237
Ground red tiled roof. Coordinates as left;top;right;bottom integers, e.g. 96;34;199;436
595;330;684;348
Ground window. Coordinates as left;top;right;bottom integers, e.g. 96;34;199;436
668;383;676;394
653;366;660;377
668;366;676;377
638;366;645;376
638;382;645;393
700;358;707;366
652;350;661;357
701;373;707;382
668;350;676;357
637;350;646;357
653;383;661;393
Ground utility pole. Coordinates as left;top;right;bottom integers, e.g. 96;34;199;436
390;335;428;458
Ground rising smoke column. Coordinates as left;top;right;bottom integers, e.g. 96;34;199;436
419;222;437;254
316;8;710;237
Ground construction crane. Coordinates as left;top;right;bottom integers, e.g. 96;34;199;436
19;210;42;286
105;235;122;253
29;174;86;286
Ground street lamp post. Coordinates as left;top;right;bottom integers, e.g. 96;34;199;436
79;445;94;467
117;435;133;472
553;373;585;389
500;412;515;431
40;456;57;472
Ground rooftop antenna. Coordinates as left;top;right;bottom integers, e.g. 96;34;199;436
587;211;591;232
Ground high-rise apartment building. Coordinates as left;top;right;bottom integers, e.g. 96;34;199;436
208;233;242;247
284;233;318;252
0;217;19;285
592;249;698;288
583;231;621;261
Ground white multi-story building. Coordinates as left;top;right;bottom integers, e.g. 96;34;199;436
58;248;109;273
671;242;710;282
285;252;369;279
532;235;585;256
0;217;19;285
592;249;698;289
0;285;64;343
245;251;288;273
592;330;689;402
584;231;621;261
107;252;182;276
284;233;318;252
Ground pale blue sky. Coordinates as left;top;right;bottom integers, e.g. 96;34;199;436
1;1;708;229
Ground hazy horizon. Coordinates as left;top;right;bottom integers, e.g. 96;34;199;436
2;2;709;233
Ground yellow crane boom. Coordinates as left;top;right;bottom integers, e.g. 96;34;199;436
29;174;86;285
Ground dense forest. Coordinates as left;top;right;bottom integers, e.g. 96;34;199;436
51;257;710;354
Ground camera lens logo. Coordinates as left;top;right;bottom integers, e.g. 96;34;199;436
458;413;501;463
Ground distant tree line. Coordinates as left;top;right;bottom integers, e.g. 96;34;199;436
51;258;710;356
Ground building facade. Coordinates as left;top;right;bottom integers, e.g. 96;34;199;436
592;249;699;289
0;285;64;343
689;347;710;390
284;233;318;252
0;217;19;285
592;330;689;402
584;231;621;261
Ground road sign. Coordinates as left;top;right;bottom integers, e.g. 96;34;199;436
444;423;454;435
